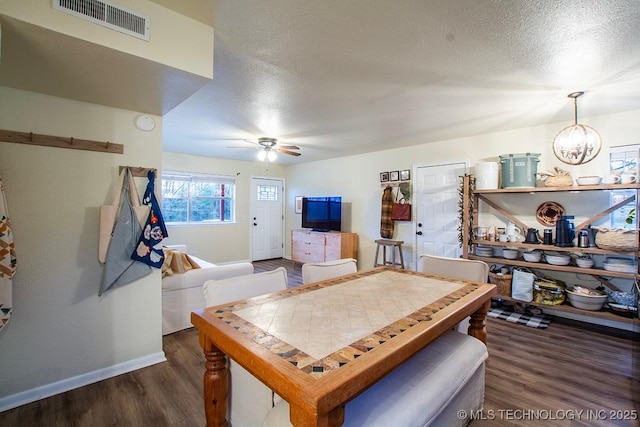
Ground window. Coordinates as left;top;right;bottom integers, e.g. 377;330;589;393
162;171;235;224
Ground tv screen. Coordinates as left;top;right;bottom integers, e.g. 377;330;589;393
302;196;342;232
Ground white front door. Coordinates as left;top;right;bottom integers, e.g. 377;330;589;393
414;162;468;265
250;177;284;261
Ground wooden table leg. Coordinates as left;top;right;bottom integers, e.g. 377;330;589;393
289;402;345;427
468;299;490;344
199;332;230;427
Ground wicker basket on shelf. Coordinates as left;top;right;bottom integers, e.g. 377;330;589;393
594;228;637;252
489;272;512;297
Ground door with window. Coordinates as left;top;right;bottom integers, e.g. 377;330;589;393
250;177;285;261
414;162;468;265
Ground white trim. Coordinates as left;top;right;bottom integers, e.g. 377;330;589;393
0;352;166;412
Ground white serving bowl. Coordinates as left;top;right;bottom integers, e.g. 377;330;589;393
566;288;608;311
502;248;519;260
544;253;571;265
575;257;594;268
576;176;602;186
523;251;542;262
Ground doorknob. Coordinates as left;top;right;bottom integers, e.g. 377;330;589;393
416;231;423;235
418;223;423;227
253;223;257;226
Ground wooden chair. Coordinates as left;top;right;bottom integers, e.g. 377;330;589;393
301;258;358;284
202;267;288;427
418;254;489;334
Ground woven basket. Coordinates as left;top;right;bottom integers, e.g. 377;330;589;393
594;228;637;252
489;272;512;297
543;175;573;187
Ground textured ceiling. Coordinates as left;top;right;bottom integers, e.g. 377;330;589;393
162;0;640;164
2;1;639;165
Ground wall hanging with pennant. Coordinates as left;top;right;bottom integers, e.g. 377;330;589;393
131;170;168;268
0;176;16;331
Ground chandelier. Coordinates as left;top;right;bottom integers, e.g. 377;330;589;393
552;91;601;165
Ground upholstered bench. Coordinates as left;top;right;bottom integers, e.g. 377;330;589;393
262;330;488;427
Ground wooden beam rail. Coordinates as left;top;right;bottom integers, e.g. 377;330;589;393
0;129;123;154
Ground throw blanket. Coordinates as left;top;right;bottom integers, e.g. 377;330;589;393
162;249;201;278
380;186;394;238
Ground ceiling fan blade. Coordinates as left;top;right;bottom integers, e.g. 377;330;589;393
277;144;300;150
276;148;302;156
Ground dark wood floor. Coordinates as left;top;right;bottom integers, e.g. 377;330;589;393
0;259;637;426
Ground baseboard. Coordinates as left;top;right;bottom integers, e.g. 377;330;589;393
0;351;166;412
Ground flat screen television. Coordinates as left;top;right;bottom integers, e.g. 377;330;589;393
302;196;342;232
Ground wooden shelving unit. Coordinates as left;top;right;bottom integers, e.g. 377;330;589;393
461;176;639;325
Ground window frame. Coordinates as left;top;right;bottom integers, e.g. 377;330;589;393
161;171;236;225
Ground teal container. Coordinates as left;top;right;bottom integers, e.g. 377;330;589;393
499;153;540;188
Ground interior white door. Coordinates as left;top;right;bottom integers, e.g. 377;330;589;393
414;162;468;265
250;177;284;261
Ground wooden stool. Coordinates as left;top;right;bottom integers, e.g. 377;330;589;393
374;239;405;269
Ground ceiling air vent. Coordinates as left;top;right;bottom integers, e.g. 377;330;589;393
53;0;150;41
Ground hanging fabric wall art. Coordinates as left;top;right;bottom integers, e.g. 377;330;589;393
0;176;16;331
131;170;168;268
100;169;152;296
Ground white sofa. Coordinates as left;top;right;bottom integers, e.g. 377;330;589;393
162;245;254;335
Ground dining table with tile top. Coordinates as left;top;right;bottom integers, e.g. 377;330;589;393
191;266;496;427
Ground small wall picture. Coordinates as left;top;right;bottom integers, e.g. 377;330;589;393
390;170;399;181
380;172;389;182
400;169;410;181
295;196;303;214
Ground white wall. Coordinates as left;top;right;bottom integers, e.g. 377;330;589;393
2;0;213;78
162;152;287;263
0;87;163;409
285;109;640;272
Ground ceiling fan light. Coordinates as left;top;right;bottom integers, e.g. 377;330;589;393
267;150;277;161
257;149;267;161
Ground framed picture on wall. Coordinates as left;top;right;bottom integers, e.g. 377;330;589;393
295;196;303;214
380;172;389;182
400;169;410;181
390;171;399;181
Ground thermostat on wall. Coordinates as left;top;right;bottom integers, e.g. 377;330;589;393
134;115;155;131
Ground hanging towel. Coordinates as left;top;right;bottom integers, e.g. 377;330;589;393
0;176;16;331
380;186;394;238
131;170;168;268
100;169;152;296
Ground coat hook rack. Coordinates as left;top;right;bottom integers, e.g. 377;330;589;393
119;166;157;177
0;129;123;154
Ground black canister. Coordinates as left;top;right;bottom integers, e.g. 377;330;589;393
543;229;553;245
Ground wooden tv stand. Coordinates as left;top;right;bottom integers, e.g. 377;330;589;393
291;229;358;264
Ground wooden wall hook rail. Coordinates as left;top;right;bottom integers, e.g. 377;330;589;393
0;128;124;154
119;166;158;177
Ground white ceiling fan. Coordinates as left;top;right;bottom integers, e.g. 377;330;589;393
228;137;301;161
